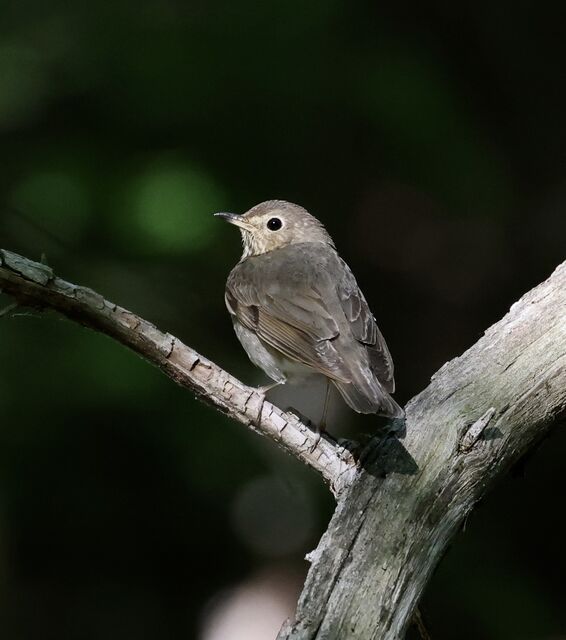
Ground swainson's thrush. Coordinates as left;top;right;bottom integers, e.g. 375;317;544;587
216;200;403;426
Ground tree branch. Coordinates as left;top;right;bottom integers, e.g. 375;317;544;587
0;249;356;492
2;247;565;638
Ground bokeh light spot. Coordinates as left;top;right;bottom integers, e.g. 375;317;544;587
231;475;315;558
122;159;226;254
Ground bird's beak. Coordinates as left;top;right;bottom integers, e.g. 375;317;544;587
214;212;253;231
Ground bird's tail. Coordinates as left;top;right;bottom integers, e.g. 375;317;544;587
333;375;404;418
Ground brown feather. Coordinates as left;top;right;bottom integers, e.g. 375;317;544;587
226;243;395;392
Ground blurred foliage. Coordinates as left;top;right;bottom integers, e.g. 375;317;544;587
0;0;565;638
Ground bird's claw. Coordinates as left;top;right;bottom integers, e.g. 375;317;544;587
308;430;322;453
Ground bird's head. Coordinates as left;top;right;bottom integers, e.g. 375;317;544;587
215;200;334;259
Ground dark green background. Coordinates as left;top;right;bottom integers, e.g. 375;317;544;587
0;1;565;638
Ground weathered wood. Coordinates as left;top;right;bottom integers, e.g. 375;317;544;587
278;261;566;640
1;247;565;639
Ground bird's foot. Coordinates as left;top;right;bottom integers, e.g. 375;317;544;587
254;381;285;425
282;406;324;452
308;429;323;453
384;416;406;438
307;419;328;453
257;380;284;395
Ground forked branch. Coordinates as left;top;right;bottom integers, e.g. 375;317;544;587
2;247;566;639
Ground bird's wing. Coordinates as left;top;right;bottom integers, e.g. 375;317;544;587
226;245;395;391
336;256;395;392
225;251;351;383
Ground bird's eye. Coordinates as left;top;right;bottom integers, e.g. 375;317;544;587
267;217;282;231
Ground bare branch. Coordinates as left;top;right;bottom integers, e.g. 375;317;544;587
0;249;356;492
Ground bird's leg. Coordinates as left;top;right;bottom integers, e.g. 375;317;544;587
255;380;285;426
308;380;331;452
257;380;284;394
319;378;331;432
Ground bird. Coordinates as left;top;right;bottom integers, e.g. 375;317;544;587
215;200;404;431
